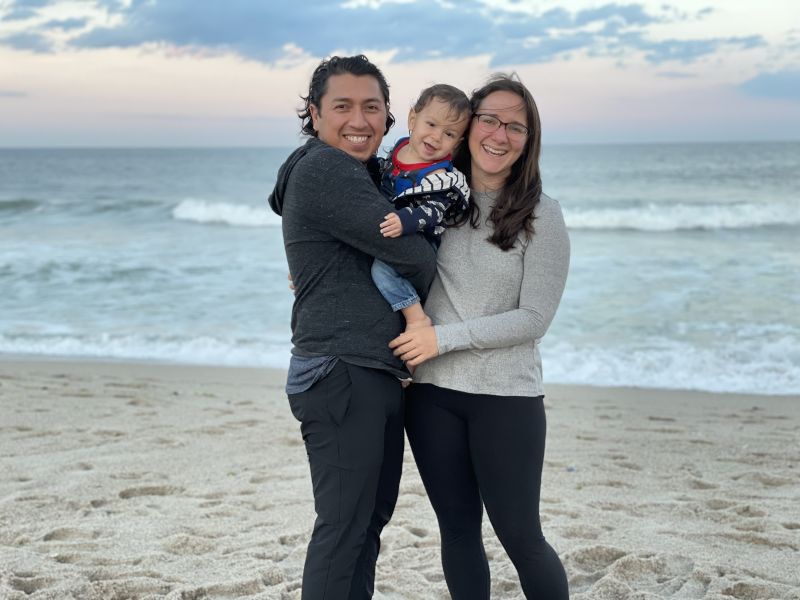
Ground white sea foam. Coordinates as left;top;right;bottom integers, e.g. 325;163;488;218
170;198;799;232
2;332;799;395
543;336;800;396
172;199;282;227
0;333;291;370
563;202;800;231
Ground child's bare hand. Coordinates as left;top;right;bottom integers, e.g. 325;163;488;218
380;213;403;238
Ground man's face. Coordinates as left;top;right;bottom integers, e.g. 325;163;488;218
310;73;388;162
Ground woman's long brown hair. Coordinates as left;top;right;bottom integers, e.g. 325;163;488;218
453;74;543;251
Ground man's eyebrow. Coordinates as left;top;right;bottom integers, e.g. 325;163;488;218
328;96;384;103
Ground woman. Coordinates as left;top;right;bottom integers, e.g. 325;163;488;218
389;74;571;599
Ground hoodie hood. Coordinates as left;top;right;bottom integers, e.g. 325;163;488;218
268;137;384;215
268;138;320;216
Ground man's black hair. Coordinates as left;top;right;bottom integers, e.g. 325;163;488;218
298;54;395;136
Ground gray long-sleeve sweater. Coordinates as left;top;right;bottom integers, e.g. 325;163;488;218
414;190;570;397
268;138;437;375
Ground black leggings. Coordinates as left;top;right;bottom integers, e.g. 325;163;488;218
405;383;569;600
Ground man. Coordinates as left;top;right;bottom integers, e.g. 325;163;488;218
268;55;437;600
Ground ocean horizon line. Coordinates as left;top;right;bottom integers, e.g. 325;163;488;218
2;138;800;151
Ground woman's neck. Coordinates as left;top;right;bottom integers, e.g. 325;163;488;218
470;165;509;193
471;173;507;193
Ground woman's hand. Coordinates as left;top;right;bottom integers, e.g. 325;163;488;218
389;326;438;367
288;273;295;294
380;213;403;238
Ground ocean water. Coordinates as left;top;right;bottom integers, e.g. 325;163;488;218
1;142;798;395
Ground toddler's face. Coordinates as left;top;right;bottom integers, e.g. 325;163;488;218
406;99;469;163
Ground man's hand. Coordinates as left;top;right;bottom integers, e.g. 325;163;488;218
380;213;403;238
389;325;438;367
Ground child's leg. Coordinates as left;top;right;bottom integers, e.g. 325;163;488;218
371;259;432;330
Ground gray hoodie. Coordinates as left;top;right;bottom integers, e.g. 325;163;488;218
268;138;437;375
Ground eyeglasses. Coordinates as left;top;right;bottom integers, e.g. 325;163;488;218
473;114;529;139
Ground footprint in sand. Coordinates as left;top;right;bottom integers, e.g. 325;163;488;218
125;398;151;407
606;555;700;595
278;533;306;547
42;527;99;542
734;472;795;487
249;475;273;484
224;419;263;429
86;568;163;583
733;520;766;532
733;505;766;518
198;500;223;508
574;554;711;599
279;435;303;447
85;578;172;598
614;461;642;471
563;545;627;590
722;580;800;599
119;485;183;499
65;462;94;471
163;534;216;556
51;553;83;564
561;525;603;540
8;574;54;595
688;477;719;490
405;526;428;538
261;566;286;587
545;507;581;519
718;532;797;551
93;429;126;438
576;479;633;490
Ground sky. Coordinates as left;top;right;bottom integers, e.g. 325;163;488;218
1;0;799;147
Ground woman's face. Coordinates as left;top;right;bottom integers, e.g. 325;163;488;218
468;90;528;190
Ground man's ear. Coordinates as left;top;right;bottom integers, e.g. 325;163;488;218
309;104;320;132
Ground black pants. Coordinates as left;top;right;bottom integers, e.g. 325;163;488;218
288;361;404;600
405;383;569;600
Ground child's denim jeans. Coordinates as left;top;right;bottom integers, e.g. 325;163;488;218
371;259;420;311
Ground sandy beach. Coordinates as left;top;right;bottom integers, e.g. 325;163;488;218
0;358;798;599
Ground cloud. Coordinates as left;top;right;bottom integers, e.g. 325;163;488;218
43;17;89;31
740;70;800;102
574;3;659;27
618;32;765;64
0;31;52;52
656;71;697;79
0;90;29;97
1;0;51;21
3;0;767;68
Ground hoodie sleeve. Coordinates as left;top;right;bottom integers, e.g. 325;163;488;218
287;147;437;298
